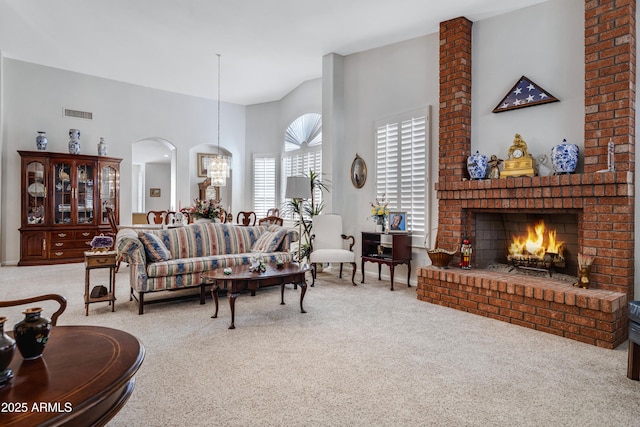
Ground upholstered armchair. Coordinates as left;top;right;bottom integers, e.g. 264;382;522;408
308;214;357;286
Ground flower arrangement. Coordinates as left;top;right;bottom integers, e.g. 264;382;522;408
188;198;222;220
370;194;389;224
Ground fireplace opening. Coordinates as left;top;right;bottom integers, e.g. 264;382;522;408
474;212;579;276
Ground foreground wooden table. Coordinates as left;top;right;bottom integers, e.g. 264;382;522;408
0;325;145;426
203;263;311;329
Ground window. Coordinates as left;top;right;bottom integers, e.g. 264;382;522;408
251;113;323;220
252;155;277;218
375;109;428;237
281;113;322;219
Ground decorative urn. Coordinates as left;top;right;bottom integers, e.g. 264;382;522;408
36;131;48;151
551;139;579;174
97;137;108;156
13;308;52;360
68;129;81;155
467;151;488;180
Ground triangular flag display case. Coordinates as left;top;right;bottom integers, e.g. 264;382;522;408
492;75;559;113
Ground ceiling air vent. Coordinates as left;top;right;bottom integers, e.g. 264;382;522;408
63;108;93;120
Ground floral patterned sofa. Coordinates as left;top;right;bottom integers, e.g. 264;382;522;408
116;222;297;314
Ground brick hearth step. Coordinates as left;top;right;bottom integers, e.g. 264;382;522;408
417;267;628;349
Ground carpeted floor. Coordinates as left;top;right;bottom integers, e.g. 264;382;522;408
1;262;639;426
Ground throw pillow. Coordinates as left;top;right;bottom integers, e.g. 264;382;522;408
139;232;172;262
252;229;287;253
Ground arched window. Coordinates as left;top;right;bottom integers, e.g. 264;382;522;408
281;113;322;218
252;113;322;219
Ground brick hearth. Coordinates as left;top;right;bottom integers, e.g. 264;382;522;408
417;268;628;348
417;3;635;349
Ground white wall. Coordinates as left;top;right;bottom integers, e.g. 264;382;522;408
332;34;440;283
472;0;584;163
1;59;246;264
144;163;171;211
245;79;322;210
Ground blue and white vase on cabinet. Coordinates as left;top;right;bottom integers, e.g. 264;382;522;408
551;139;579;174
68;129;81;155
97;137;107;156
467;151;488;180
36;131;48;151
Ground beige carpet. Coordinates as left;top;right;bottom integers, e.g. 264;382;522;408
1;263;639;426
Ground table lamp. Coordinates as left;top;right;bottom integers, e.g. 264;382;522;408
285;176;311;263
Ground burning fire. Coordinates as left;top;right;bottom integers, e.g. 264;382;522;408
508;221;563;260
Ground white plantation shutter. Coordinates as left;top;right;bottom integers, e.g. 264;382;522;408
375;109;429;236
253;155;277;218
376;123;399;207
281;146;322;216
281;114;323;220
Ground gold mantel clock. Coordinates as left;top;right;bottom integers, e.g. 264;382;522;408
500;133;536;178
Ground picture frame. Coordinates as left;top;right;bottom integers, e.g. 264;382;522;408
388;211;407;232
197;153;214;178
149;188;161;197
350;154;367;188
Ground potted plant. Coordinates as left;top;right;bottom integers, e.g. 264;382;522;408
283;170;330;262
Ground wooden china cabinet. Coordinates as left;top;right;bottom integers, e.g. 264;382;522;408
18;151;122;266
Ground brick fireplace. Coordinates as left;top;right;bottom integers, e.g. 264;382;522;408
416;3;636;349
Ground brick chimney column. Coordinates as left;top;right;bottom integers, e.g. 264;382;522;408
584;0;636;173
437;17;473;249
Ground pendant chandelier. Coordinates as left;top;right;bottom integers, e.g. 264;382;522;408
208;53;230;187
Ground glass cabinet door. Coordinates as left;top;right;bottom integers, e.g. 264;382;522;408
100;165;117;224
53;161;73;225
25;160;46;225
75;162;95;225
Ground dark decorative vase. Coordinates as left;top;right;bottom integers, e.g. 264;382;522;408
14;308;51;360
0;316;16;387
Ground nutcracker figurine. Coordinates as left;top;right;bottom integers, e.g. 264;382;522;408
461;238;472;269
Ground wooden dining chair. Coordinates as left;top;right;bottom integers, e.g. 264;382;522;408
266;208;280;217
236;211;257;226
146;210;167;224
258;216;284;226
0;294;67;326
179;209;193;224
105;207;127;272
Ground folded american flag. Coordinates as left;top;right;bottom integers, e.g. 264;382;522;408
493;75;559;113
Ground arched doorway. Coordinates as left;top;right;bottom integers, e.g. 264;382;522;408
131;138;177;214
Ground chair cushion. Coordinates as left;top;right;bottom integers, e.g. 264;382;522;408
309;248;355;264
252;229;287;253
139;232;173;262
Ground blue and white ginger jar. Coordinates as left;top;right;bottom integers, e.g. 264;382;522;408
467;151;488;180
551;139;579;174
68;129;81;155
97;137;107;156
36;131;47;151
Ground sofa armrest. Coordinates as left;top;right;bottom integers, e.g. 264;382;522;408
280;227;299;252
116;228;147;266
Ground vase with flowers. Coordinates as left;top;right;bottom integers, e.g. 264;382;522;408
188;198;223;222
370;194;389;232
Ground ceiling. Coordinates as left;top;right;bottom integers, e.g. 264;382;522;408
0;0;550;106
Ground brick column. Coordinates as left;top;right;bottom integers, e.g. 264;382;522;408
583;0;635;298
438;17;473;249
584;0;636;173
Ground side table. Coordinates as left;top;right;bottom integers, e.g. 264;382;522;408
361;232;412;291
84;250;117;316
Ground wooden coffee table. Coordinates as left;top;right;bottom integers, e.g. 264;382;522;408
0;325;144;426
203;263;311;329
